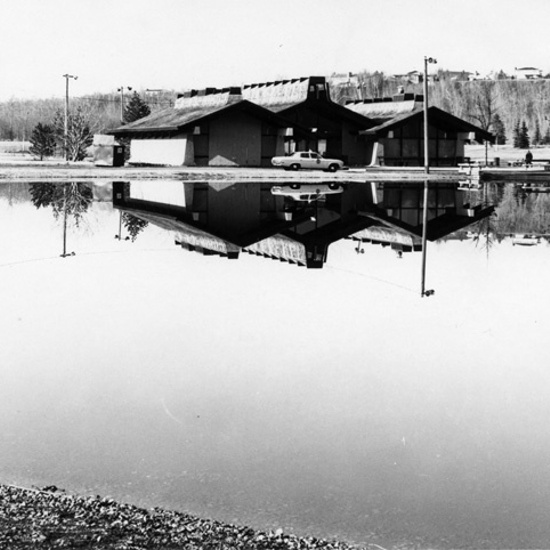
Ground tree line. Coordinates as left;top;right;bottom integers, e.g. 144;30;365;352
0;89;174;141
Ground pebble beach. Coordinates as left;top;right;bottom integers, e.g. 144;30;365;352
0;484;369;550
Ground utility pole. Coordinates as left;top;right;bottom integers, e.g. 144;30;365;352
423;56;437;174
118;86;132;123
63;74;78;161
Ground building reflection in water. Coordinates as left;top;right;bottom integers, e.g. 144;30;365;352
112;180;495;269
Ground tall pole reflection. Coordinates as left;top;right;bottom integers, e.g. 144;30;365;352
60;185;74;257
115;210;123;240
420;183;435;297
62;185;67;256
421;55;437;297
60;184;76;258
420;179;431;296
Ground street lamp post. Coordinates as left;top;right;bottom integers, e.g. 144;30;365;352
118;86;132;123
423;56;437;174
63;74;78;161
421;56;437;298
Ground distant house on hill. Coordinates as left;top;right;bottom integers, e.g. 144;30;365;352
515;67;543;79
441;70;472;82
393;71;423;85
392;70;440;85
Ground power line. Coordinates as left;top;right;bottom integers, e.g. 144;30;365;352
326;265;417;294
77;96;173;107
0;247;176;270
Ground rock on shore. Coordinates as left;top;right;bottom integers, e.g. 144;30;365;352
0;484;368;550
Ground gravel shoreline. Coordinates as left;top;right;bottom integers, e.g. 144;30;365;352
0;484;371;550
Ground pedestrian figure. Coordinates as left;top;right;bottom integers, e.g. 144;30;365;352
525;150;533;167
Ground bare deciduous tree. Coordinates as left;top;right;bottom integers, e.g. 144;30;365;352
52;107;95;161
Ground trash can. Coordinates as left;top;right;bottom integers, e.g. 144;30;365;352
92;134;125;167
494;157;500;167
112;145;125;167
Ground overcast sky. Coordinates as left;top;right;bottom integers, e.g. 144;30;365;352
1;0;549;101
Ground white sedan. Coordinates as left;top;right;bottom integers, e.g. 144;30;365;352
271;151;345;172
271;183;343;202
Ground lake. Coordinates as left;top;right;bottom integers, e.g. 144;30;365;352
1;181;549;549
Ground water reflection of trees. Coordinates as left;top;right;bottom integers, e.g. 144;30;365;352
495;185;550;235
467;182;499;255
29;183;93;225
29;183;94;257
465;184;550;250
122;213;148;241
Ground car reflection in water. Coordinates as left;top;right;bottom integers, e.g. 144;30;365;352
512;234;541;246
271;183;344;204
112;181;495;271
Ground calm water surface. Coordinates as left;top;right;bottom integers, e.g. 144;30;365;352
1;181;549;549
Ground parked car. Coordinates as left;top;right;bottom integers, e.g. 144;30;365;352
271;151;345;172
271;183;343;203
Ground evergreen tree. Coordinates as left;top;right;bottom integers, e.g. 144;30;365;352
492;113;506;145
123;92;151;124
122;213;149;241
29;123;56;160
29;182;57;207
120;92;151;162
518;120;530;149
513;121;521;148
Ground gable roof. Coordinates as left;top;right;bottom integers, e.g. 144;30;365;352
242;75;374;127
359;203;496;241
346;97;422;124
242;77;312;110
360;106;494;143
109;95;301;137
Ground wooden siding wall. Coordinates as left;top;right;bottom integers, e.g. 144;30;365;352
260;123;285;167
209;111;262;166
129;135;192;166
341;121;368;166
